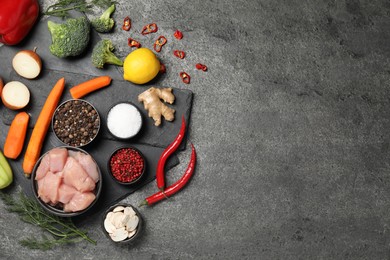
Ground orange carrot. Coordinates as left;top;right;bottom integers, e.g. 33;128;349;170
23;77;65;176
69;75;112;99
4;112;30;159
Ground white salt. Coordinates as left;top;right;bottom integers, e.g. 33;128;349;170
107;103;142;138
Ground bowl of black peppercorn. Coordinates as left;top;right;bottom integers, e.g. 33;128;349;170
52;99;101;148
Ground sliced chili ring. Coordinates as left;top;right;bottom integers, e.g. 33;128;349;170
141;23;158;35
122;16;131;31
173;30;183;40
173;50;186;59
179;72;190;84
128;38;141;48
196;63;207;71
153;36;167;52
159;63;166;74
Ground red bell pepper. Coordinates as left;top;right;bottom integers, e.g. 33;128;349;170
0;0;40;45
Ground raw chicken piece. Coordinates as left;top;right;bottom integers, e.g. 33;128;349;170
37;171;63;204
73;152;100;183
63;157;96;192
35;153;50;180
58;184;77;204
63;191;96;212
49;148;68;173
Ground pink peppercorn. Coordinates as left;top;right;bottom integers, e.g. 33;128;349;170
109;148;145;184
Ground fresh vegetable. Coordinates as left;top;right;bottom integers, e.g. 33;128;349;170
140;143;196;206
0;150;13;189
196;63;208;71
173;50;186;59
159;63;166;74
173;30;183;40
179;72;191;84
69;75;112;99
138;87;175;126
153;36;167;53
104;205;140;242
122;16;131;31
141;23;158;35
47;17;91;58
0;0;39;45
12;48;42;79
91;39;123;69
128;38;141;48
44;0;116;18
23;77;66;176
123;48;160;84
91;4;115;33
1;81;30;110
0;191;96;250
156;115;186;190
4;112;30;159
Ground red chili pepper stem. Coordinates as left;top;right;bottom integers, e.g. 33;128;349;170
140;143;196;207
156;115;186;191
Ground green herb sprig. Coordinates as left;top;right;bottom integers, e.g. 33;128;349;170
0;191;96;250
43;0;117;18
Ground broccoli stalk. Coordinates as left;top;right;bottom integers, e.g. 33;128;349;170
91;39;123;69
91;4;115;33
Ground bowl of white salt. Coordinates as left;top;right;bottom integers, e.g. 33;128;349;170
106;102;143;140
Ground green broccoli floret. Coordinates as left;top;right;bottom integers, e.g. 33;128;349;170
91;4;115;33
91;39;123;69
47;17;91;58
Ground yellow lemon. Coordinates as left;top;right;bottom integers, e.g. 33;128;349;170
123;48;160;84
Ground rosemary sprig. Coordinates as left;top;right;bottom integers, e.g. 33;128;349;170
0;191;96;250
43;0;117;18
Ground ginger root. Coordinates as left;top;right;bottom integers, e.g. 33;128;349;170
138;87;175;126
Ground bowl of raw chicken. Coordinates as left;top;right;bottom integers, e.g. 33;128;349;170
31;146;102;217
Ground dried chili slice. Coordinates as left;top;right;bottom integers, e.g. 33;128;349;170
173;50;186;59
141;23;158;35
122;16;131;31
173;30;183;40
128;38;141;48
179;72;190;84
195;63;207;71
153;36;167;52
159;63;166;74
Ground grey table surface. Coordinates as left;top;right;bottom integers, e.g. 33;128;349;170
1;0;390;259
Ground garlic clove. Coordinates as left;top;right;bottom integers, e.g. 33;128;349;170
124;206;136;217
125;215;139;232
110;227;128;242
106;212;115;222
113;206;125;212
128;229;136;238
104;218;116;234
112;212;126;228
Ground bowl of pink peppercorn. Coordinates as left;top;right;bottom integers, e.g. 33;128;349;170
107;146;146;185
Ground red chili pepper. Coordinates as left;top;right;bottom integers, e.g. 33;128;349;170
173;30;183;40
173;50;186;59
153;35;167;52
159;63;166;74
128;38;141;48
141;143;196;206
141;23;158;35
0;0;39;45
156;115;186;190
179;72;190;84
196;63;208;71
122;16;131;31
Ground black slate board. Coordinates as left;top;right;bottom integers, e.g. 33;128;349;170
0;13;194;220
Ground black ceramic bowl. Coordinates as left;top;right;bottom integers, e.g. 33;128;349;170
107;146;146;185
31;146;102;217
102;203;143;243
52;99;101;148
106;101;143;140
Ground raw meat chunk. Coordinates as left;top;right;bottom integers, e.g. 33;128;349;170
63;191;96;212
63;157;95;192
35;153;50;181
37;171;63;204
58;184;78;204
49;148;68;173
73;152;100;183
